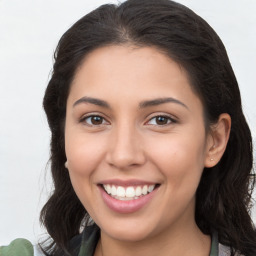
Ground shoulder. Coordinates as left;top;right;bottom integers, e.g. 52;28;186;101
0;239;43;256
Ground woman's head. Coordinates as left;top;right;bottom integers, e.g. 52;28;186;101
64;44;232;243
42;0;254;254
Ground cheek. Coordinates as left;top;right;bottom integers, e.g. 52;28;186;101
64;132;107;213
146;131;206;186
65;131;106;175
64;130;107;206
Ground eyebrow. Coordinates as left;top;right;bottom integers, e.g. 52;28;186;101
73;96;188;110
73;96;110;108
139;97;188;109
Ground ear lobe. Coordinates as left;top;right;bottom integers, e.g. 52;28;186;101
204;113;231;168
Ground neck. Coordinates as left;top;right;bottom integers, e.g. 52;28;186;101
94;222;211;256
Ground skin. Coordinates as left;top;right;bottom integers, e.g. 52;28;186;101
65;45;231;256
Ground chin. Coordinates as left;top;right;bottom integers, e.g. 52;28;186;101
99;219;156;242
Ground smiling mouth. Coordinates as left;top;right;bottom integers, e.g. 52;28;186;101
101;184;159;201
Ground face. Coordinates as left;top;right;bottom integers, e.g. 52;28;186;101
65;45;211;242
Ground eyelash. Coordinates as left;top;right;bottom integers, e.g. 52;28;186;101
80;114;177;127
80;114;109;126
146;115;177;126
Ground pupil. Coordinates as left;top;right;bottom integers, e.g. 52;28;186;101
157;116;167;125
92;116;102;125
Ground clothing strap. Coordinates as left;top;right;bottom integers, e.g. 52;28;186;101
210;231;219;256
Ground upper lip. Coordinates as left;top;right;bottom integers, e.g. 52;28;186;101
98;179;159;187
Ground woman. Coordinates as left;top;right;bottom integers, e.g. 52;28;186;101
1;0;255;255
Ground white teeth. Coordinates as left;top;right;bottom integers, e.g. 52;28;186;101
142;185;148;195
103;184;156;200
126;186;135;198
111;185;117;196
148;185;154;193
135;186;142;196
116;186;125;197
104;184;111;194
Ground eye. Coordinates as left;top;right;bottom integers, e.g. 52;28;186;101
146;115;175;126
81;115;109;126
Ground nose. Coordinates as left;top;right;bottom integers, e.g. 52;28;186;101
106;123;146;169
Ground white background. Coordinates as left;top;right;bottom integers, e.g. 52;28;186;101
0;0;255;245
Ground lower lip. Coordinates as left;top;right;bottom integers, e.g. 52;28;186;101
99;185;158;214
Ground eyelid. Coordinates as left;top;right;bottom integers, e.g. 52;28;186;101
79;112;110;126
79;112;177;127
145;113;177;126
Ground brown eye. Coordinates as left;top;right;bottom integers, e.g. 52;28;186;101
147;115;175;126
83;115;107;126
91;116;103;125
155;116;169;125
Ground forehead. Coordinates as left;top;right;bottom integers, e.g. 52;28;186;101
68;45;203;113
72;45;187;86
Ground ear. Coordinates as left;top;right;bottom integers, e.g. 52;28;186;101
204;113;231;168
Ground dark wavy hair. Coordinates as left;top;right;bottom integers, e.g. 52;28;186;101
41;0;256;255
